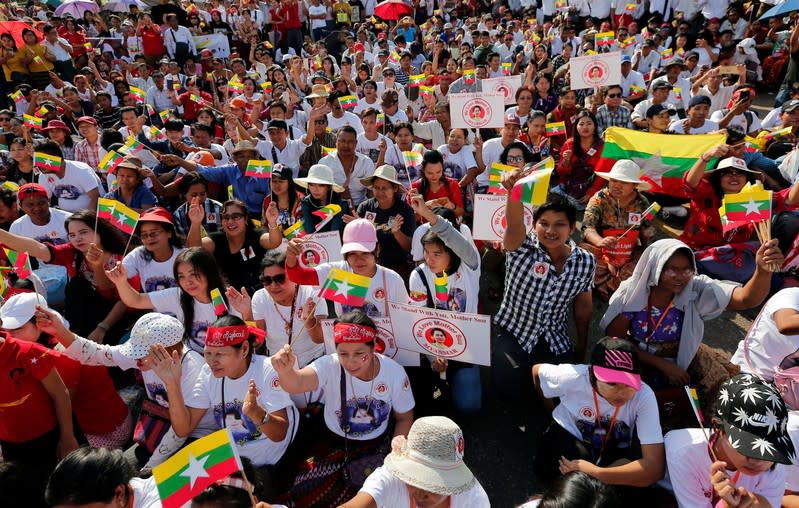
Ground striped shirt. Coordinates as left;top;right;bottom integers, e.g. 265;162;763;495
494;234;596;355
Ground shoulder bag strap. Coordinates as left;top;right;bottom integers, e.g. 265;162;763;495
414;265;435;308
381;268;389;316
339;364;349;436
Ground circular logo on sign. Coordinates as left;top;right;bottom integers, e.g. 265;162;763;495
490;81;512;101
582;60;610;87
376;324;399;359
375;382;388;394
490;203;534;238
580;406;594;419
461;98;492;129
299;241;329;268
412;318;467;358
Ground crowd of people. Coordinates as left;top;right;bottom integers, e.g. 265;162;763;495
0;0;799;506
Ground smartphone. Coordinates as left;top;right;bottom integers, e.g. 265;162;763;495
740;90;751;100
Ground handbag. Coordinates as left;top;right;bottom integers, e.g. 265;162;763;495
743;310;799;410
170;29;190;61
133;399;172;454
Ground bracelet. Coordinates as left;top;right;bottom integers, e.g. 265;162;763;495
268;223;279;229
96;322;109;331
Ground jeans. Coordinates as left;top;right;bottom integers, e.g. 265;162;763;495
776;86;792;108
449;364;482;413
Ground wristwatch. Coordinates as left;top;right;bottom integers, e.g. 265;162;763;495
259;410;270;428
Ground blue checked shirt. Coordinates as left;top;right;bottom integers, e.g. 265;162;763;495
196;163;270;215
494;234;596;355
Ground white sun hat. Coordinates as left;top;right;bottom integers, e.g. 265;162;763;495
294;164;345;193
383;416;476;496
117;313;184;360
594;159;652;191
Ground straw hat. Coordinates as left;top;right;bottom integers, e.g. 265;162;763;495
359;164;403;188
231;140;260;156
306;83;331;99
384;416;476;496
594;160;652;191
294;164;344;193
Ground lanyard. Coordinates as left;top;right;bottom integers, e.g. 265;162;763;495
592;389;621;463
644;299;673;346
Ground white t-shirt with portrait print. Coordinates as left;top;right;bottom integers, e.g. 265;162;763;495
122;246;185;293
186;355;297;466
251;284;327;366
663;428;785;508
409;260;480;314
356;132;395;165
10;207;71;245
309;262;410;318
37;160;100;213
309;353;415;440
384;142;425;189
359;466;491;507
148;287;241;354
538;364;663;449
437;144;477;182
411;223;473;263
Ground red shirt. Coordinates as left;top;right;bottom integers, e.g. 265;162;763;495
46;243;122;300
280;1;302;30
555;137;605;199
0;335;59;442
178;91;212;122
58;28;87;57
140;25;166;57
409;178;464;210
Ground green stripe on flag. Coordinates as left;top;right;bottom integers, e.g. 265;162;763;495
328;279;369;298
601;144;718;176
156;445;236;499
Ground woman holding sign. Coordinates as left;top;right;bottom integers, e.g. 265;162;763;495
580;160;655;300
408;196;482;414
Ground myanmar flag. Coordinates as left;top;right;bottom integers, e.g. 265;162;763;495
434;272;447;301
642;202;661;221
599;128;726;197
33;152;62;172
23;114;42;129
596;31;615;46
339;95;358;110
10;90;23;103
409;74;426;87
153;428;243;508
283;220;306;240
719;184;772;233
4;249;31;279
320;268;371;307
210;288;227;316
97;198;140;234
545;122;566;137
99;150;124;174
402;151;423;169
261;81;273;94
313;204;342;231
129;86;146;102
463;69;475;85
420;86;434;98
502;62;512;76
245;159;272;178
488;162;516;195
510;158;554;205
159;110;171;122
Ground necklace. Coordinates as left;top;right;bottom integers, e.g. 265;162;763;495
272;286;298;339
348;355;377;414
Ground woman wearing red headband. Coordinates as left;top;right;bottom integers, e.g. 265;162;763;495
271;311;415;506
149;314;297;501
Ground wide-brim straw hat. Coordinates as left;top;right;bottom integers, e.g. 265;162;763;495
360;164;403;188
595;159;652;191
294;164;345;193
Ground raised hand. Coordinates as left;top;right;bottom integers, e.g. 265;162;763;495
148;344;184;385
104;261;129;285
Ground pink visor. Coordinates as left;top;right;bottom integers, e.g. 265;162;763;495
593;365;641;391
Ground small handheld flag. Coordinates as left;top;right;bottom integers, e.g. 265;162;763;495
23;114;42;129
313;204;342;231
321;146;337;156
32;56;44;66
260;81;273;94
10;90;23;104
545;122;566;137
97;198;140;234
245;160;272;178
320;268;371;307
338;95;358;111
227;79;244;93
434;272;447;301
419;85;434;98
33;152;62;172
375;113;385;128
4;249;31;279
402;151;423;169
189;94;205;105
501;62;512;76
409;74;426;87
210;288;227;316
99;151;124;174
463;69;475;85
129;86;146;103
595;31;616;46
283;220;306;240
641;202;661;221
685;385;704;424
487;162;516;195
510;158;555;205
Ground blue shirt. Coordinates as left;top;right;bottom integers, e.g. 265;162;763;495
104;184;158;210
196;163;270;214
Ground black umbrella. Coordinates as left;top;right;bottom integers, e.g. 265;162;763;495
150;3;187;26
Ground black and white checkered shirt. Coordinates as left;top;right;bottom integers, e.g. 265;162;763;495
494;234;596;355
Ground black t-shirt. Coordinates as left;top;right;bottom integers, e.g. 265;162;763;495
356;196;416;266
209;228;269;294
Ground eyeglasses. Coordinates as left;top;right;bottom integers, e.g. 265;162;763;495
607;93;622;98
315;119;327;124
139;230;163;240
260;273;287;285
506;155;525;163
220;213;245;221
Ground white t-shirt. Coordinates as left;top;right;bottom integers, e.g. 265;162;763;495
251;284;327;366
360;466;490;507
317;153;376;208
354;97;382;116
9;208;71;245
762;108;784;131
186;355;297;466
130;477;163;508
357;133;395;165
411;223;473;262
732;288;799;382
785;411;799;492
696;85;735;114
437;144;477;182
663;428;785;508
309;262;409;317
148;287;241;354
309;353;415;439
710;109;762;134
480;137;509;187
326;111;365;134
409;260;480;314
668;119;720;134
123;247;185;293
308;3;327;29
538;364;663;449
38;160;100;212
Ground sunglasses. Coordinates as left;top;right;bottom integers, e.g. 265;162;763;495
220;212;245;221
260;273;287;285
607;93;622;98
506;155;525;163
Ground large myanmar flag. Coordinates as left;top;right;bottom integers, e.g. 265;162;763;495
599;127;726;198
153;428;243;508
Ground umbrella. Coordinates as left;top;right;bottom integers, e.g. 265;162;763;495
104;0;148;12
374;0;413;21
150;3;188;26
759;0;799;19
0;21;43;48
55;0;100;18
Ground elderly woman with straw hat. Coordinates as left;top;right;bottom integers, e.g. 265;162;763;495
346;164;417;281
341;416;490;507
579;160;656;300
296;164;351;234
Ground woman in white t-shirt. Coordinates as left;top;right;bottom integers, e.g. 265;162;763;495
120;207;185;293
407;197;481;414
437;128;478;215
149;314;297;499
105;247;237;353
532;337;665;503
286;218;410;318
272;313;415;505
342;416;489;507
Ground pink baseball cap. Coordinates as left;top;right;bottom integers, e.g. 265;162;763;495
341;218;377;254
591;337;641;391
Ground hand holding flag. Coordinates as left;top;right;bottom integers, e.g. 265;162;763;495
510;158;555;205
319;268;371;307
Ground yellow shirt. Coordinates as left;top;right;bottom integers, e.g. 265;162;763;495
3;48;27;79
25;44;54;73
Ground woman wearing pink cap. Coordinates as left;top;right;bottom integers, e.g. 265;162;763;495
532;337;665;503
285;218;410;317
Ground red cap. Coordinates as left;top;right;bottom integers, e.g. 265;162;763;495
201;49;213;58
708;17;720;24
353;42;365;52
41;119;71;133
18;183;49;201
334;323;377;345
138;206;174;226
75;115;98;127
504;113;521;126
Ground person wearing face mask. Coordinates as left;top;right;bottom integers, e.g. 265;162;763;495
532;337;664;504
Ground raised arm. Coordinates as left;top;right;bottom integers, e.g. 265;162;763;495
148;344;207;438
728;240;783;310
104;262;154;310
0;228;52;262
685;144;731;190
270;345;320;393
500;168;530;251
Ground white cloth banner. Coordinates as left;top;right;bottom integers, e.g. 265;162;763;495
322;318;421;367
450;92;505;129
297;231;342;269
481;76;523;105
472;194;535;242
387;302;492;367
569;52;622;90
193;33;231;58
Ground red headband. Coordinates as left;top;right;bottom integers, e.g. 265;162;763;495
334;323;376;344
206;326;249;347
